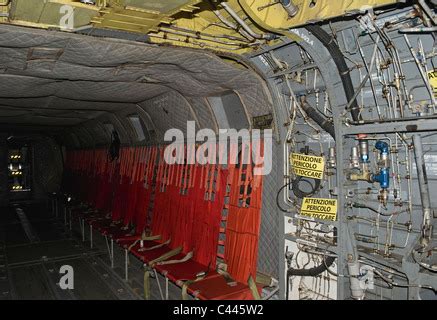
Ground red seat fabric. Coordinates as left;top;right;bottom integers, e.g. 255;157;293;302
130;241;173;263
155;260;217;284
64;142;266;300
187;274;255;300
223;147;264;284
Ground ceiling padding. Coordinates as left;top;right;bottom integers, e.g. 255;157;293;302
0;24;273;137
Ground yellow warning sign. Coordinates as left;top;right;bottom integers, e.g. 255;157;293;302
300;197;338;221
290;153;325;180
428;69;437;98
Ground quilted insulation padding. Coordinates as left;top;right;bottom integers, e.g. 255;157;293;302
0;24;280;278
257;141;282;279
0;24;273;141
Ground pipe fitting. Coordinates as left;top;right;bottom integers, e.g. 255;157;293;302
371;168;390;189
375;141;389;155
280;0;299;18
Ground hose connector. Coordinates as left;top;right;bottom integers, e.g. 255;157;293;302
280;0;299;18
375;141;389;156
372;168;390;189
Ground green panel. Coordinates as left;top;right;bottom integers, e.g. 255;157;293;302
39;4;97;28
125;0;192;13
10;0;46;22
10;0;98;28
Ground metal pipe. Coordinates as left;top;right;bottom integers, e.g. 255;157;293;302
64;207;67;226
81;218;85;242
280;0;299;17
212;7;255;41
221;2;275;40
69;208;72;231
165;278;169;300
418;0;437;25
412;134;434;246
154;269;164;300
148;34;244;51
111;239;114;268
164;25;250;42
158;27;249;47
403;34;437;111
399;27;437;33
125;249;129;281
90;224;93;249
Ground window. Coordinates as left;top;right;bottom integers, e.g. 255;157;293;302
128;114;147;142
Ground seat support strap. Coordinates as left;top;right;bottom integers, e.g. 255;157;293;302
248;275;261;300
156;251;193;266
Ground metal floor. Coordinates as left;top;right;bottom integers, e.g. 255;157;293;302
0;201;182;300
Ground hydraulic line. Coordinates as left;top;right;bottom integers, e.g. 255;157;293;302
209;0;255;41
158;27;251;47
400;26;437;33
413;134;434;246
299;96;335;139
286;228;338;299
418;0;437;25
292;176;321;199
277;181;292;213
221;2;276;40
403;34;437;110
286;255;336;299
305;25;361;122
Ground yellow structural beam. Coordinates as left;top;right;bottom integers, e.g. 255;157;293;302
239;0;399;32
0;0;401;54
0;0;9;23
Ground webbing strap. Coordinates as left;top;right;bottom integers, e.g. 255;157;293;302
148;247;182;267
138;238;171;252
255;271;273;287
127;234;162;252
181;273;207;300
156;251;193;266
144;269;151;300
217;268;237;287
143;246;183;300
248;275;261;300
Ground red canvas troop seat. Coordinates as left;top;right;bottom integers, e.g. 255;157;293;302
63;143;267;300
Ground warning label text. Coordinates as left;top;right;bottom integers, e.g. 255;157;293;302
291;153;325;180
300;197;338;221
428;69;437;98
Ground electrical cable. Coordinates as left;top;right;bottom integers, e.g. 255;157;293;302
292;176;321;199
286;255;336;299
286;228;338;299
276;181;292;213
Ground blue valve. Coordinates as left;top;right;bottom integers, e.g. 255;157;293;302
372;167;390;189
375;141;389;156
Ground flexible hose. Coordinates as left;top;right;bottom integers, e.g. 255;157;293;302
287;256;336;277
291;176;321;199
305;25;361;122
276;182;292;213
285;227;337;299
300;98;336;139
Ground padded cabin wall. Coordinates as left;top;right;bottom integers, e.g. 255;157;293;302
185;97;219;133
257;140;282;279
138;91;198;141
